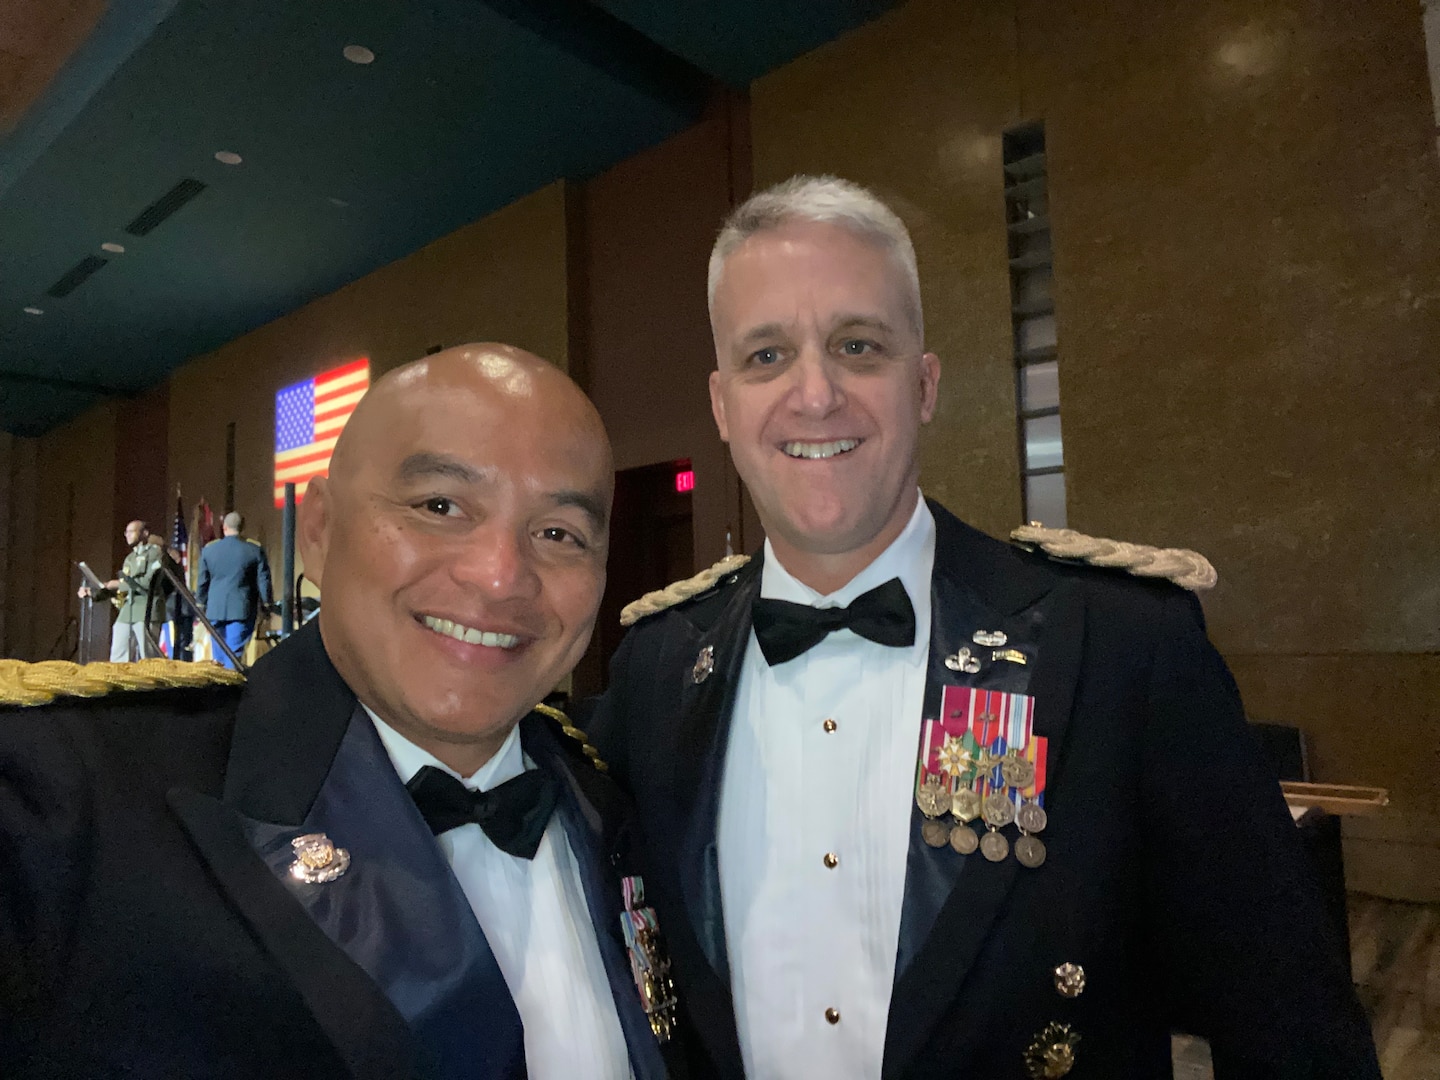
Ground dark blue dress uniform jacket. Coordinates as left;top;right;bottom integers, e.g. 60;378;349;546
197;534;273;622
0;621;690;1080
586;500;1380;1080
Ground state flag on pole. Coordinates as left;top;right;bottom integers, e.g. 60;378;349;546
274;359;370;506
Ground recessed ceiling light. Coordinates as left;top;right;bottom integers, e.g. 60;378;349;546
215;151;243;165
23;306;43;315
343;44;375;65
101;242;125;254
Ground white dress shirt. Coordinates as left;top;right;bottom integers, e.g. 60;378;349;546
717;494;936;1080
367;708;633;1080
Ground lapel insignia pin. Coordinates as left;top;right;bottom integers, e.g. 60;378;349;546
1025;1021;1080;1078
1053;962;1086;998
692;645;714;684
288;833;350;884
973;629;1007;647
993;648;1027;665
620;876;679;1042
943;647;982;674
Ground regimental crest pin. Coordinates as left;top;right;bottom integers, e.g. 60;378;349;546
621;876;679;1042
692;645;714;684
1025;1021;1080;1079
288;833;351;884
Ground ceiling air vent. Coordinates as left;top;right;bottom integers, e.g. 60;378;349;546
46;255;109;298
124;177;207;236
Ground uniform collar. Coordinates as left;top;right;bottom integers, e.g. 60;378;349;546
365;704;526;791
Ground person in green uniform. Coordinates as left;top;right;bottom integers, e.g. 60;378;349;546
78;519;166;661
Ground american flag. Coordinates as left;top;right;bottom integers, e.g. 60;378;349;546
274;359;370;506
159;491;188;658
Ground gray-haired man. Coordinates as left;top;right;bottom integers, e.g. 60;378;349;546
588;175;1378;1079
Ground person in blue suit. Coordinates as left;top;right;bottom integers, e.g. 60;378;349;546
0;345;689;1079
197;511;273;668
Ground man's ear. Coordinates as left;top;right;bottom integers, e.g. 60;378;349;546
709;370;730;442
918;352;941;424
297;477;331;590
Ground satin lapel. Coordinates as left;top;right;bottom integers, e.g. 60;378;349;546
666;559;761;982
167;623;415;1077
523;717;676;1080
167;787;415;1080
882;507;1085;1080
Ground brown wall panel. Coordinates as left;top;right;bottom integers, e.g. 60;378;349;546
575;98;743;572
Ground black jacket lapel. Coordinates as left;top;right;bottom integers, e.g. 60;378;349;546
666;559;760;982
882;505;1085;1079
170;623;414;1078
168;787;416;1080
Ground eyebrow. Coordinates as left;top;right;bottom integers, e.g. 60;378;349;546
396;452;488;485
736;315;897;347
397;452;607;529
551;490;609;531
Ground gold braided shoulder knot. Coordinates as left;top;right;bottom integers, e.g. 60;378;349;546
532;702;609;773
0;658;246;708
619;553;751;627
1010;523;1218;592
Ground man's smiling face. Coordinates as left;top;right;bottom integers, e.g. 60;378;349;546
300;345;612;775
708;219;939;588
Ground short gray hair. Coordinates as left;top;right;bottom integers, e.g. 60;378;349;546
223;511;243;532
707;175;923;340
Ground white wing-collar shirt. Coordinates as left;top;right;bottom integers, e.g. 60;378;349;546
717;492;936;1080
368;707;633;1080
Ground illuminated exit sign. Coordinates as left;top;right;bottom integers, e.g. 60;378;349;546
674;469;695;493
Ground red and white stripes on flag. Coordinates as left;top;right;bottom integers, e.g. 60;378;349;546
273;359;370;506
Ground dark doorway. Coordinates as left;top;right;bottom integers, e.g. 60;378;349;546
571;459;694;698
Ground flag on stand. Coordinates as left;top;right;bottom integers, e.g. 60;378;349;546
274;359;370;506
158;490;189;658
189;499;219;663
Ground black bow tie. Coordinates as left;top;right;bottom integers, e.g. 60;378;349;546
752;576;916;666
405;764;559;860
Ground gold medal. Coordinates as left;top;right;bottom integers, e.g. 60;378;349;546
1015;834;1047;868
950;787;982;823
982;792;1016;828
980;829;1009;862
922;820;951;848
916;776;952;818
949;824;979;855
1001;753;1036;789
1016;801;1048;834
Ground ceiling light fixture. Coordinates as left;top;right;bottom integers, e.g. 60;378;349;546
215;151;242;165
343;44;375;65
101;242;126;254
23;306;43;315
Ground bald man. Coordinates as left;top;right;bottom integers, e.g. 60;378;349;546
1;346;685;1080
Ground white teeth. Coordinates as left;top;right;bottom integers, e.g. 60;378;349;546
421;615;520;649
781;439;860;460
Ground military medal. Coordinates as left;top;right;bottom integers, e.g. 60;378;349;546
922;820;951;848
1001;751;1035;789
1016;801;1048;833
620;876;678;1042
1014;834;1047;868
949;824;979;854
980;829;1009;862
916;775;952;818
950;787;981;822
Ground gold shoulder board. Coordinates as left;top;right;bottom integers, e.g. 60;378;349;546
619;554;751;627
1009;523;1217;592
0;658;245;707
532;702;608;773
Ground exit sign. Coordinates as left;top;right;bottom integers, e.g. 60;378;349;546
674;469;695;493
